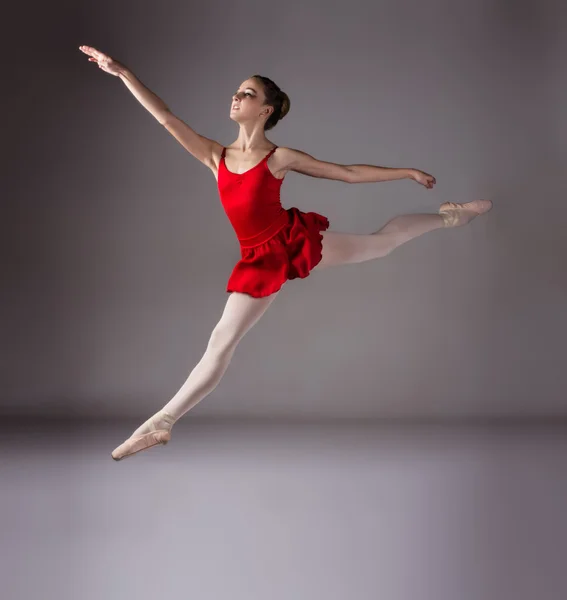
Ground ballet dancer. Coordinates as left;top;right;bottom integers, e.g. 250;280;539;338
78;45;492;461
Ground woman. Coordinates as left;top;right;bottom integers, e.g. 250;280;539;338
79;46;492;461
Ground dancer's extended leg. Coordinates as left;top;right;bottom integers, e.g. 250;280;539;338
111;290;280;460
315;199;492;269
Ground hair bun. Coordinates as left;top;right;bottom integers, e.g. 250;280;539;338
278;91;290;120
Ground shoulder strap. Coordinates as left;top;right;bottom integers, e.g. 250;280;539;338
265;146;278;160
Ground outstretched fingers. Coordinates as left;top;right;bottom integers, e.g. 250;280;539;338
79;46;105;61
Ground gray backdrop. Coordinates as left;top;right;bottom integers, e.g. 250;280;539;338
2;0;566;599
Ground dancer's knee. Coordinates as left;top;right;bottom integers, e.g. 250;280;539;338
207;326;240;355
368;232;397;259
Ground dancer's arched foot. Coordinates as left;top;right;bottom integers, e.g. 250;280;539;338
439;199;493;227
111;410;177;461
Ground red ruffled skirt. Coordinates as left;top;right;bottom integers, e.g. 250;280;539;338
226;207;330;298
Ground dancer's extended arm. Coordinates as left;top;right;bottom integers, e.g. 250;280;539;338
281;148;435;189
79;45;219;168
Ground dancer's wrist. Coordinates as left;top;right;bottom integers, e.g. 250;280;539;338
117;65;133;80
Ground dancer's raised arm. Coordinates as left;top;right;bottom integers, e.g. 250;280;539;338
79;45;219;168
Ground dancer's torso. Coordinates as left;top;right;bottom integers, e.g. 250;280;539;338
217;146;288;246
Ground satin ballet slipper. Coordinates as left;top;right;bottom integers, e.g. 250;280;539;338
439;199;493;227
111;411;176;461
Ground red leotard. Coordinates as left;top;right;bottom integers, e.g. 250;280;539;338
217;145;330;298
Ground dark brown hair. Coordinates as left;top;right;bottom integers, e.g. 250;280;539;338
251;75;290;131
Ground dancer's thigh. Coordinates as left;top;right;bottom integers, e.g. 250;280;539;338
208;290;281;351
315;230;391;269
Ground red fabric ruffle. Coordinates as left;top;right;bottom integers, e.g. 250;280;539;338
226;207;330;298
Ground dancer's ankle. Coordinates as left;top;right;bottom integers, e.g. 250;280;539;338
131;410;177;437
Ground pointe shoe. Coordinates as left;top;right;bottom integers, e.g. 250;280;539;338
439;199;493;227
111;411;176;461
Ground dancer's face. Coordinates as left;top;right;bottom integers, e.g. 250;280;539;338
230;78;273;125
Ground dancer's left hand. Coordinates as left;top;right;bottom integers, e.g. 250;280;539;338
410;169;436;189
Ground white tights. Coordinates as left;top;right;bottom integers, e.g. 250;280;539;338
131;290;280;436
162;291;280;420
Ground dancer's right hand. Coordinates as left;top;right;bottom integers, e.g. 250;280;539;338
79;46;125;76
